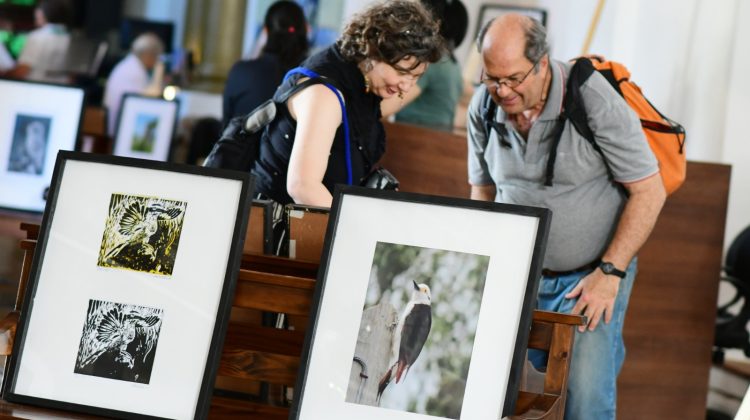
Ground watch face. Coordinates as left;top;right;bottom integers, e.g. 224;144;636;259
601;262;614;273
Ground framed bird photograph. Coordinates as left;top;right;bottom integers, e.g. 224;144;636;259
290;186;551;420
113;94;180;162
3;151;254;419
0;78;84;213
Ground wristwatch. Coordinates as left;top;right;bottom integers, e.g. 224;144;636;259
599;261;626;278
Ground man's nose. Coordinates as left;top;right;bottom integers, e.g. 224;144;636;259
495;82;513;96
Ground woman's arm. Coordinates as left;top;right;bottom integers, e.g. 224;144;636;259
285;83;343;207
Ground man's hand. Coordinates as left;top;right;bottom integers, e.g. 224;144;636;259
565;270;620;333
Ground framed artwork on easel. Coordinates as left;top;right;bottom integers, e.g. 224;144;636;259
290;186;551;419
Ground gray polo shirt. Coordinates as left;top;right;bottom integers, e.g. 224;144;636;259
467;59;658;270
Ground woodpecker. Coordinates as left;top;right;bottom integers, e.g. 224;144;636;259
377;280;432;402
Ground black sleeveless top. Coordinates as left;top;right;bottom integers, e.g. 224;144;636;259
252;44;386;205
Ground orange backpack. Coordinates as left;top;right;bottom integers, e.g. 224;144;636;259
556;56;686;194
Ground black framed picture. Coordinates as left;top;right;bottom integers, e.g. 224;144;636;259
3;151;254;419
0;78;84;213
113;94;180;162
290;186;551;419
475;4;548;40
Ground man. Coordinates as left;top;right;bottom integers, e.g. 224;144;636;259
467;14;666;419
104;33;165;136
2;0;71;83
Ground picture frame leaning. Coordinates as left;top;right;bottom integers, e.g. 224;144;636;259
113;93;180;162
3;151;254;419
290;186;551;420
0;78;85;213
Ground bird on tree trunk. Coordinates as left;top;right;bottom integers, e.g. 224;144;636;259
377;280;432;402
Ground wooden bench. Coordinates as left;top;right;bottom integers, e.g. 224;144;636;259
79;106;112;154
246;199;274;256
1;222;583;419
286;203;329;261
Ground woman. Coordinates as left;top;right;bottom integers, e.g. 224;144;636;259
252;0;444;208
396;0;469;129
222;1;309;127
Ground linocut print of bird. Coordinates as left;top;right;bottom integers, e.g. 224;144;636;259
75;299;163;384
98;194;187;275
377;280;432;402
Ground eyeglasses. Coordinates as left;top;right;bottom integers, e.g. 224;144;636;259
480;59;540;90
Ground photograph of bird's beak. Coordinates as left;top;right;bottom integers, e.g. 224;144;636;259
345;241;490;419
97;193;187;275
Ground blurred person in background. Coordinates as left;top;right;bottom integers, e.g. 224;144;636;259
395;0;468;130
222;0;310;128
1;0;71;83
104;33;165;136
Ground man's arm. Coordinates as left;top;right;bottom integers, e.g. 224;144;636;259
566;173;666;332
471;184;496;201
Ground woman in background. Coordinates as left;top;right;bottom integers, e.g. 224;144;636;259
222;1;309;127
395;0;468;130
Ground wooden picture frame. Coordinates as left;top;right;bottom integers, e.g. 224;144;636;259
290;186;551;419
3;151;254;419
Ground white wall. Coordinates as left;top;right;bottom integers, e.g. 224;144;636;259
722;0;750;252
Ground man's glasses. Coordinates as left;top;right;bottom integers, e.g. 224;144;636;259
480;59;540;90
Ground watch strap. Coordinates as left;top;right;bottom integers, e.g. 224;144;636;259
599;261;626;278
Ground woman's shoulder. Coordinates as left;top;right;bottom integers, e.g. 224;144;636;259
298;45;364;95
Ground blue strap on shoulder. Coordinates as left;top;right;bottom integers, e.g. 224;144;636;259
283;67;353;185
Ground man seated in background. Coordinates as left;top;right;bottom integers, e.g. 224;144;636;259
104;33;165;136
1;0;71;83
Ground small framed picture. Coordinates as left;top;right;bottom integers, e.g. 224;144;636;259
0;79;84;212
3;151;254;419
475;4;548;40
113;94;180;162
290;186;551;420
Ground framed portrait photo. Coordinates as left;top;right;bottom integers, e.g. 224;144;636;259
113;94;180;162
3;151;254;419
0;78;84;213
290;186;551;420
475;4;548;40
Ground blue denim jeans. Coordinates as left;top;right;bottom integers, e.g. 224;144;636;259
529;258;637;420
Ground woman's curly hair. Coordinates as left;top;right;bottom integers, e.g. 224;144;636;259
338;0;445;71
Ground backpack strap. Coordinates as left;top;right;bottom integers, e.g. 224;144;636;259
544;58;613;187
281;67;353;185
481;87;511;148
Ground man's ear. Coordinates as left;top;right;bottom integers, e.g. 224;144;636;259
539;54;549;71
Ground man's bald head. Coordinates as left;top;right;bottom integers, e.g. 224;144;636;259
476;13;549;65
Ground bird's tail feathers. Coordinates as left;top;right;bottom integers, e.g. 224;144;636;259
377;363;397;403
395;360;410;383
